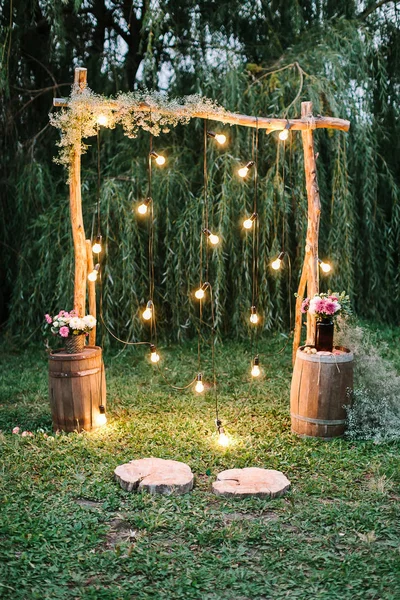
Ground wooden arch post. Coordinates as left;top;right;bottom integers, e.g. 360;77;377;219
69;67;88;319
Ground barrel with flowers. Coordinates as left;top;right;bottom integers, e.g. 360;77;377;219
291;292;353;439
45;311;106;432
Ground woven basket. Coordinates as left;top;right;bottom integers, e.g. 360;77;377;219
65;335;85;354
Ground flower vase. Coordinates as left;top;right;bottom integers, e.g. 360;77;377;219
65;335;85;354
315;319;334;352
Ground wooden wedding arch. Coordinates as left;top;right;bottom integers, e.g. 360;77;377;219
53;67;350;362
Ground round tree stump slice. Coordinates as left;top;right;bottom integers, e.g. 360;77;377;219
114;458;194;495
212;468;290;498
290;346;353;439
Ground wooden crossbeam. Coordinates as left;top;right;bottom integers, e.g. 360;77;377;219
53;97;350;133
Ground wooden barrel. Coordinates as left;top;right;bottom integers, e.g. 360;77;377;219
49;346;106;432
290;346;353;439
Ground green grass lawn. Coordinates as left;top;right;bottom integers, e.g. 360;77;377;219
0;329;399;600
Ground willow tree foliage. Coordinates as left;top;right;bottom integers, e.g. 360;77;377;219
0;1;399;342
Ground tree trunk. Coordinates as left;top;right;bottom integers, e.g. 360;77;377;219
69;68;87;316
301;101;321;345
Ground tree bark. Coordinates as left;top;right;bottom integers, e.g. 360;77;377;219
292;258;308;364
301;101;321;345
69;68;87;317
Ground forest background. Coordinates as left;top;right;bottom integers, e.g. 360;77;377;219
1;0;399;344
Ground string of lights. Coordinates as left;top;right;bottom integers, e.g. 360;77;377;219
87;117;334;441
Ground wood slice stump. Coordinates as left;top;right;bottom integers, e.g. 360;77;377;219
212;468;290;498
114;458;194;495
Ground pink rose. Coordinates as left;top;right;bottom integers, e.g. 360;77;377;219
21;431;34;437
45;314;52;324
12;426;20;434
59;326;69;338
301;298;310;313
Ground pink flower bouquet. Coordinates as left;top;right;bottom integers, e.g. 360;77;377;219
44;310;96;339
300;291;351;321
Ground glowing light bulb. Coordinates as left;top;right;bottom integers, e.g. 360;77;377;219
209;234;219;245
98;405;107;426
88;263;100;282
218;428;230;447
271;252;285;270
142;301;153;321
195;288;205;299
251;356;261;377
207;130;227;145
238;161;254;178
97;413;107;426
88;271;98;282
203;229;220;245
243;213;257;230
92;235;102;254
195;282;209;299
195;373;204;393
271;259;281;270
150;344;160;363
250;306;259;324
279;122;291;141
150;151;166;166
97;115;108;126
319;259;332;273
137;197;151;215
243;218;252;229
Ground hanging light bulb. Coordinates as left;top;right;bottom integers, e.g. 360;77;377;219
251;355;261;377
195;373;204;393
203;228;220;245
238;161;255;178
195;282;210;299
149;150;166;166
318;259;332;273
92;234;102;254
207;130;227;145
88;263;100;282
278;121;291;141
137;197;152;215
142;300;153;321
97;114;108;126
215;420;230;447
150;344;160;363
243;212;258;230
250;305;259;324
271;251;285;270
97;405;107;426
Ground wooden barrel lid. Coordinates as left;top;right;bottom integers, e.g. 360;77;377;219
297;346;353;363
48;346;102;361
